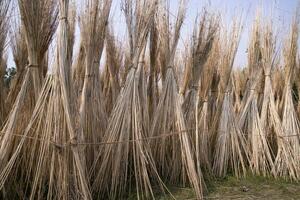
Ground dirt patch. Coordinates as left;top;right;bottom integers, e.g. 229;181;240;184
206;176;300;200
129;175;300;199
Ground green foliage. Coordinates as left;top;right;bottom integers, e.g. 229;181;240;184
4;67;16;87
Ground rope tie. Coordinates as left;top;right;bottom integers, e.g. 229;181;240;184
51;137;78;151
191;85;200;90
278;134;299;139
128;64;136;70
223;90;231;94
0;128;195;147
85;74;95;78
1;130;298;148
59;16;67;21
69;137;78;146
26;64;39;69
51;141;64;153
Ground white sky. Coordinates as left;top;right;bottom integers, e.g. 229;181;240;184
6;0;299;69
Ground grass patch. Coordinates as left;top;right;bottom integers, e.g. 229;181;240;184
207;175;300;199
129;175;300;199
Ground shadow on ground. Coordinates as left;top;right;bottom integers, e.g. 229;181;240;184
137;175;300;199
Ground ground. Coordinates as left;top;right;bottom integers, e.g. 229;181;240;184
128;175;300;199
155;175;300;200
204;175;300;200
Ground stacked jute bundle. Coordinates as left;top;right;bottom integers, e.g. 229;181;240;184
118;47;132;87
0;0;9;63
1;0;300;198
18;0;58;97
79;0;111;170
0;0;10;127
273;67;285;110
232;69;248;113
238;13;274;176
259;19;298;180
0;58;7;127
212;18;250;178
181;10;219;130
147;19;160;120
72;41;86;99
90;1;168;199
150;1;204;199
102;29;121;113
195;37;221;173
297;55;300;114
5;24;28;110
277;12;300;179
0;0;58;188
180;11;219;174
0;1;92;199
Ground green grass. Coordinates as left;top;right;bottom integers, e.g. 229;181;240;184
206;175;300;200
129;175;300;199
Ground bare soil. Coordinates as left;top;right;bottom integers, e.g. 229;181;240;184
152;175;300;199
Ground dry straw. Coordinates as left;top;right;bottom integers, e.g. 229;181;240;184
232;69;248;113
72;41;86;99
150;1;204;199
276;11;300;179
0;0;300;198
238;13;274;176
0;0;58;181
79;0;111;170
195;38;221;173
147;17;159;120
0;0;10;126
0;1;92;199
5;24;28;110
212;17;250;178
0;58;7;127
182;11;219;173
258;19;298;180
90;0;168;199
273;68;284;110
102;28;122;113
18;0;58;97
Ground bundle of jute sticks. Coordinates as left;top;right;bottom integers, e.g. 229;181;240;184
0;0;300;199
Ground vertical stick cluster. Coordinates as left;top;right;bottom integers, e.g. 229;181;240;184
0;1;300;199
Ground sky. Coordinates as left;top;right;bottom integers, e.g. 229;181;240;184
7;0;300;69
108;0;299;67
